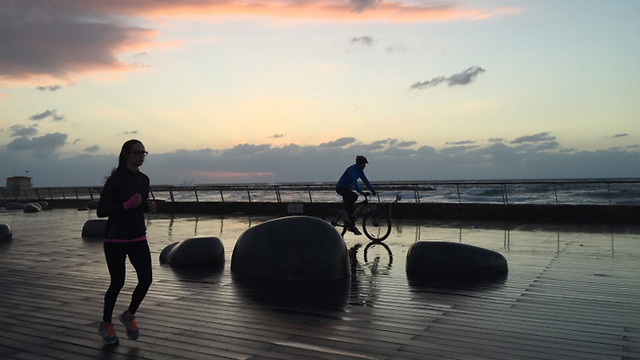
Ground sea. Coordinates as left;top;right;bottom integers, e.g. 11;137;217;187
149;178;640;206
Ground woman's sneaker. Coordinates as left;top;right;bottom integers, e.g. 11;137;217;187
119;311;140;340
98;323;119;344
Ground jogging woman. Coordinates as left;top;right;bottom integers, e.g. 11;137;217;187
96;139;156;344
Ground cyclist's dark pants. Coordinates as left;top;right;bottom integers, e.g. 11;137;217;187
336;186;358;216
102;240;152;323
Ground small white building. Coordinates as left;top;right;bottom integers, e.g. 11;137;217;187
5;176;32;191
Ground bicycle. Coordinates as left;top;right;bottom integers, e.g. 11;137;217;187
322;193;392;241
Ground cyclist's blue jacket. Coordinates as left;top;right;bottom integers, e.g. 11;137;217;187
336;164;374;194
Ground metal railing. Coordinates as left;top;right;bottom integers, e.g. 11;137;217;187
2;179;640;206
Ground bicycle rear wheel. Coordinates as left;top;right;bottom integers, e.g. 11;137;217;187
362;209;391;241
321;208;347;236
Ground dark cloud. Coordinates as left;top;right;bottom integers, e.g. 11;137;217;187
28;109;64;122
319;137;356;148
271;134;285;138
350;36;374;46
396;141;417;147
489;138;505;143
0;1;157;81
36;84;62;91
123;131;138;135
510;132;556;144
613;133;628;138
410;66;486;90
6;132;67;152
446;140;475;145
9;124;38;137
84;145;100;152
2;135;640;187
73;138;81;145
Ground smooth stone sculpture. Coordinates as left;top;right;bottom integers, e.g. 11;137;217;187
406;241;508;277
5;202;25;210
37;201;48;209
81;219;107;238
231;216;349;281
0;224;11;243
160;236;225;268
23;203;42;213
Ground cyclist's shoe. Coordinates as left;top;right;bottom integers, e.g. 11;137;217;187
98;322;119;345
349;226;362;235
119;311;140;340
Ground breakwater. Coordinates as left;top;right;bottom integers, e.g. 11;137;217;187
34;199;640;225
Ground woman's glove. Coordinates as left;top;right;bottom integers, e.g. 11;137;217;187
123;193;141;210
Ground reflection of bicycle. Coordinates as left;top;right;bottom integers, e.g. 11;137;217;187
322;193;391;241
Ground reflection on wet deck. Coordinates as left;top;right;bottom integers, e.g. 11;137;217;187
1;209;640;359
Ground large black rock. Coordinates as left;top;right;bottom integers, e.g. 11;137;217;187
23;203;42;213
0;224;11;243
160;236;225;268
81;219;107;238
5;203;25;210
231;216;349;281
406;241;508;278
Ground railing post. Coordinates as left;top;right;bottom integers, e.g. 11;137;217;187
247;187;251;202
61;188;65;200
194;187;199;202
275;187;281;203
307;186;312;203
554;183;558;205
169;188;175;202
150;189;156;200
220;190;224;202
608;183;612;206
457;184;461;204
89;188;94;200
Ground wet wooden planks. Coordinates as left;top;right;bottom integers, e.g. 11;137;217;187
1;209;640;359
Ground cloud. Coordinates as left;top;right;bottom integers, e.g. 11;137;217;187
386;45;408;53
350;36;375;46
613;133;628;138
84;145;100;152
271;134;285;139
510;132;556;144
2;135;639;187
36;84;62;91
28;109;65;122
123;131;139;135
319;137;356;148
410;66;486;90
1;1;519;84
446;140;475;145
350;0;380;12
6;132;67;152
73;138;81;145
9;124;38;137
396;141;417;147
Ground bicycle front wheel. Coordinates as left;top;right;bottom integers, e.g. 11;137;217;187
321;208;347;236
362;210;391;241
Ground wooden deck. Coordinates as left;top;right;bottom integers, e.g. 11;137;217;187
1;209;640;360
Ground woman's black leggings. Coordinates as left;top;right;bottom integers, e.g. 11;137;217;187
102;240;152;323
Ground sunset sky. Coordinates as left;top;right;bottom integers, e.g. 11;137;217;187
1;0;639;187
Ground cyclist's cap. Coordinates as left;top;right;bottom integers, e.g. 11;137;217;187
356;155;368;164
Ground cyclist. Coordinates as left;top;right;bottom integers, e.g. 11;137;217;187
336;155;376;235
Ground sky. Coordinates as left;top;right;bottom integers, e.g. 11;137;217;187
1;0;640;187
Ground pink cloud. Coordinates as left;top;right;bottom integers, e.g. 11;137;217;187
1;0;521;84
